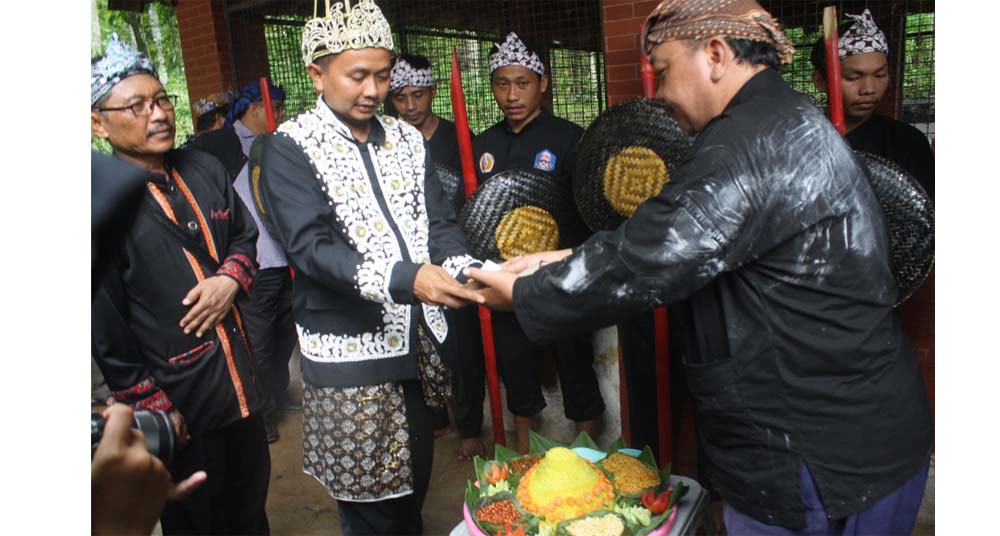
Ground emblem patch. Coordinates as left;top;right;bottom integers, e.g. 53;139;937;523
479;152;495;173
533;149;556;172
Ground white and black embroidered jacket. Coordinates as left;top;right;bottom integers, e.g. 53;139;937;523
258;98;478;387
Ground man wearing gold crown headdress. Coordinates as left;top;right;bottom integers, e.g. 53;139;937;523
255;1;484;533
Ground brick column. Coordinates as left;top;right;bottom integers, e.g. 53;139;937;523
603;1;660;105
175;0;233;116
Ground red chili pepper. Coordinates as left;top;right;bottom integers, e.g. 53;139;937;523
642;490;671;515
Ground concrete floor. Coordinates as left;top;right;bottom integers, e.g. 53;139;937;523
264;353;479;536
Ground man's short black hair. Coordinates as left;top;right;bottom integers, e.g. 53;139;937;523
313;50;335;70
683;38;784;70
394;53;431;70
810;21;859;80
196;106;228;132
724;38;784;70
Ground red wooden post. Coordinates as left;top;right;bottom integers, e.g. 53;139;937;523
642;39;673;465
259;77;276;133
451;47;506;447
823;6;846;136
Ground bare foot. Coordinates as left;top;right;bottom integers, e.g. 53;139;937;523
457;437;486;461
433;424;453;439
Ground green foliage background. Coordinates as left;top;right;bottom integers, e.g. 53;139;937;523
91;0;192;153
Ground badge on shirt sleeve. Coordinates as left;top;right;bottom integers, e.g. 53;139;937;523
533;149;556;172
479;152;495;173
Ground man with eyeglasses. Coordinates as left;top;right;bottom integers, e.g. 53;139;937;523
90;34;270;535
190;80;297;444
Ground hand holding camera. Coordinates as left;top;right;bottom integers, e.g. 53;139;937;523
91;404;206;535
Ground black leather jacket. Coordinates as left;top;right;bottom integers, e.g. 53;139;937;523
513;69;932;528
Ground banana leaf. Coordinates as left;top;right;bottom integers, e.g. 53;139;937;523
495;444;522;463
471;491;534;535
529;429;566;456
607;436;628;453
554;510;634;536
569;430;601;451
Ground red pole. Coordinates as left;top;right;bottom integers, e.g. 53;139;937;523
259;77;277;133
823;6;846;136
451;47;506;447
642;40;673;465
640;51;656;100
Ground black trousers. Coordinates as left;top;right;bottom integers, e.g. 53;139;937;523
160;413;271;535
616;306;689;463
454;310;605;437
337;381;434;536
240;267;297;413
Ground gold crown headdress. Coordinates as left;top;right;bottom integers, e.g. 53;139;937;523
302;0;394;66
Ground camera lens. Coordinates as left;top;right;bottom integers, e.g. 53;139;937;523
91;409;176;466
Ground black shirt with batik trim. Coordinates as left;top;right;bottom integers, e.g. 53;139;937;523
92;147;262;436
846;113;935;201
512;69;932;529
471;109;583;188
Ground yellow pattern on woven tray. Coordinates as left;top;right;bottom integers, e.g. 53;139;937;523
603;146;669;216
599;452;660;495
495;205;560;260
516;447;616;524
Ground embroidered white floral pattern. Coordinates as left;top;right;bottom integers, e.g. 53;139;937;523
279;98;453;362
442;254;478;280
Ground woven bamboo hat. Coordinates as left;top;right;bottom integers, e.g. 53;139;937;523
855;152;934;305
458;168;588;263
573;98;692;231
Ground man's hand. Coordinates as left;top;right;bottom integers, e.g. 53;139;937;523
413;264;486;308
92;404;206;536
180;276;240;337
501;249;573;274
463;267;517;311
169;408;192;451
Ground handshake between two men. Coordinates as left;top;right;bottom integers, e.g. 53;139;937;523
413;249;574;311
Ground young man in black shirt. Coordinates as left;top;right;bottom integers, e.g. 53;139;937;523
388;53;476;438
811;8;934;200
389;53;469;171
457;32;604;458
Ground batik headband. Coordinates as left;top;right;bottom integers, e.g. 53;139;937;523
91;33;158;106
390;58;435;92
489;32;545;75
839;9;888;59
642;0;795;64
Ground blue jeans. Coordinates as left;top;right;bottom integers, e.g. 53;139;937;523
724;462;929;535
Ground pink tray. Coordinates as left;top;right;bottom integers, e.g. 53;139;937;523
462;501;678;536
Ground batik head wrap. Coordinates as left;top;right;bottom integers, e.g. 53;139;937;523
91;33;158;106
193;91;232;116
225;80;286;127
839;9;888;59
390;57;435;93
641;0;795;65
489;32;546;75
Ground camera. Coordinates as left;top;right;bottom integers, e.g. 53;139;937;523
91;410;176;466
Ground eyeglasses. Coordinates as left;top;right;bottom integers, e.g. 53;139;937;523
97;94;178;117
